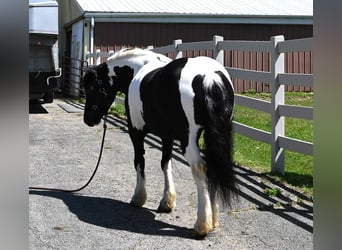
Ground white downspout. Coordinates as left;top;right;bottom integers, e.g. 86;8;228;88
90;17;95;65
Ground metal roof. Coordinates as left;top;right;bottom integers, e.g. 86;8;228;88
74;0;313;24
76;0;312;16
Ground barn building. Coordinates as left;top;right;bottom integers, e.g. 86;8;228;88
58;0;313;96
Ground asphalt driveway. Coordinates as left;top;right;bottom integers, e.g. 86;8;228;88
29;97;313;249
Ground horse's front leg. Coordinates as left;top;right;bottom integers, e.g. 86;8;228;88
129;128;147;208
157;139;176;213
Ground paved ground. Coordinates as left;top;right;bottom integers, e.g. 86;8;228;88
29;97;313;249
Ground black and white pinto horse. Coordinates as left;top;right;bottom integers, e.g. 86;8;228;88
82;48;237;238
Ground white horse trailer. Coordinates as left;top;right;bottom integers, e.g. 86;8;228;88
29;0;61;103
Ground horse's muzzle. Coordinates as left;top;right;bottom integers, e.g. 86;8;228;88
83;115;100;127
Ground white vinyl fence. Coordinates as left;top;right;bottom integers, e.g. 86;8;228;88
86;35;313;175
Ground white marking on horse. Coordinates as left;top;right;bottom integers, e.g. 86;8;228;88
159;159;176;211
131;164;147;207
128;59;170;130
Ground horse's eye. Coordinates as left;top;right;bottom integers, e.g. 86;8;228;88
98;80;103;85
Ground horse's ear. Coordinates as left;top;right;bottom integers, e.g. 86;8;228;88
112;66;134;93
113;66;134;78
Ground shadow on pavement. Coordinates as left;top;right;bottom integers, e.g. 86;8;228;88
235;173;313;233
29;100;48;114
29;190;194;239
106;114;313;234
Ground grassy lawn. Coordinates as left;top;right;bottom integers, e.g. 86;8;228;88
233;91;313;197
98;91;313;198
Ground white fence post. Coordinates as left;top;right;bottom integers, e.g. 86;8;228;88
213;35;224;65
86;51;91;65
270;35;285;175
86;51;95;66
96;49;101;65
173;39;182;59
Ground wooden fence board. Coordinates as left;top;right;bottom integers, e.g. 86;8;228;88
278;73;313;87
227;67;273;83
278;136;313;155
235;94;272;113
278;104;313;120
233;122;272;144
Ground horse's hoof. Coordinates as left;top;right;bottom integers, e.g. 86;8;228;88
130;194;146;208
213;221;219;229
191;229;207;240
157;203;172;213
129;200;144;208
129;201;139;207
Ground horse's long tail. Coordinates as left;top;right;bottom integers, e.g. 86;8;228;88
195;70;238;206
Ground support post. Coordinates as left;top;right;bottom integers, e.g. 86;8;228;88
96;49;101;65
90;17;95;65
213;35;224;65
270;35;285;175
85;51;91;65
173;39;182;59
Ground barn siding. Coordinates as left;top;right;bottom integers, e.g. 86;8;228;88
94;22;313;92
94;22;312;49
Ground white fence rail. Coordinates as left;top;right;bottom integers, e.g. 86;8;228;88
86;35;313;175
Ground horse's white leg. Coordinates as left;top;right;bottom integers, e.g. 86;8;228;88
184;136;213;238
158;159;176;212
191;161;213;237
131;164;147;207
210;191;219;228
158;139;176;213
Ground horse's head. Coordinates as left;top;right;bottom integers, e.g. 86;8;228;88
83;48;170;127
82;63;114;126
82;62;133;126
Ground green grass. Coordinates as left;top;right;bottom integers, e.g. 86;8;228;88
264;187;282;197
233;91;313;197
109;102;126;118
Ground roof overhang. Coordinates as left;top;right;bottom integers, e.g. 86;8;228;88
83;12;313;25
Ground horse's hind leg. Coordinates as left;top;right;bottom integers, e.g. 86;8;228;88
183;136;214;238
129;129;147;208
157;139;176;213
210;191;219;228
